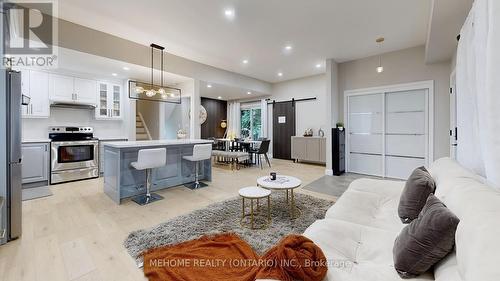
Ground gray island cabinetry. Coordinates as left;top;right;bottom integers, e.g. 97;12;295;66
103;139;212;204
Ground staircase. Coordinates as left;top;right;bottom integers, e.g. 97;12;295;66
136;113;152;141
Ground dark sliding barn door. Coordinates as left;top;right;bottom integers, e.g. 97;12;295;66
273;101;296;160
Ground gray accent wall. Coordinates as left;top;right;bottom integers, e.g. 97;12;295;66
337;45;452;160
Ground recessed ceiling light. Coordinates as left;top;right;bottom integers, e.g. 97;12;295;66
122;66;130;71
224;8;235;20
247;91;252;95
207;84;212;88
285;45;293;51
112;73;117;76
242;59;249;64
217;96;222;99
277;72;283;77
315;63;322;68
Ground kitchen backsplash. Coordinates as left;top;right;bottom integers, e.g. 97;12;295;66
22;107;130;140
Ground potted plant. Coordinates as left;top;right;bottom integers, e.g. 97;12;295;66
336;122;344;131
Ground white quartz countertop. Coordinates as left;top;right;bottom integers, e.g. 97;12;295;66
103;139;213;148
22;139;51;143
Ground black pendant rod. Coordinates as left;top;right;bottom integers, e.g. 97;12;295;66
161;49;164;88
149;43;166;88
150;45;153;88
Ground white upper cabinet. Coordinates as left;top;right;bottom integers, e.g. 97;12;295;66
49;74;97;105
28;70;49;117
49;74;74;103
95;82;122;120
20;69;30;117
74;78;97;105
18;69;49;118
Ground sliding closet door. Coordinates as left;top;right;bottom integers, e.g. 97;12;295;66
385;89;428;179
347;94;384;176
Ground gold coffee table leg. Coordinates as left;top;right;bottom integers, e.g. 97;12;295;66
241;197;245;219
267;196;271;223
251;199;254;229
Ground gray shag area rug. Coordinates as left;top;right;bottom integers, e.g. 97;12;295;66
124;192;333;266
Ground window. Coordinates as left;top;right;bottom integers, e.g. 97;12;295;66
241;106;262;140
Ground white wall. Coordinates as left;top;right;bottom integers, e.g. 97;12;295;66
160;97;191;139
266;74;327;157
268;74;327;136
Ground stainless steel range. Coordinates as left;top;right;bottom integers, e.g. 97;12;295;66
49;126;99;184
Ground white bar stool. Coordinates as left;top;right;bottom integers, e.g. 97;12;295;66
183;144;212;189
131;148;166;205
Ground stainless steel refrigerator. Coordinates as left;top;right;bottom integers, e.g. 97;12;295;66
0;70;23;245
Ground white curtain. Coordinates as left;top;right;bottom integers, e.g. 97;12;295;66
227;101;241;138
261;99;268;138
456;0;500;188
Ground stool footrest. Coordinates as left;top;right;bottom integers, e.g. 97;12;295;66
132;193;164;205
184;181;208;190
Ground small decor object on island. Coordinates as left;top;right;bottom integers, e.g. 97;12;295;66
270;172;277;181
318;128;325;137
177;128;187;139
303;128;313;137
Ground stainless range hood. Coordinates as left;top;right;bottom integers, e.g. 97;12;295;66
50;102;96;110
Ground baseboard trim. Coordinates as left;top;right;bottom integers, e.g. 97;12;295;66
325;169;333;176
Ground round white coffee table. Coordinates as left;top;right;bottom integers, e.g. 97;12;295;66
238;186;271;229
256;175;302;219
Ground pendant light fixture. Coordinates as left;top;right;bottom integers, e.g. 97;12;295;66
128;43;182;104
376;37;385;73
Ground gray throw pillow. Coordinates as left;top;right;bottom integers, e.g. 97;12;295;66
398;166;436;223
393;194;460;278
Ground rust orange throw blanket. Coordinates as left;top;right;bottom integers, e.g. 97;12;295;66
143;233;327;281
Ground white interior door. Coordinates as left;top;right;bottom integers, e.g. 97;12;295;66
384;89;427;179
347;93;384;177
346;82;432;180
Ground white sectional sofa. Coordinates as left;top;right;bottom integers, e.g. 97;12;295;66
303;158;500;281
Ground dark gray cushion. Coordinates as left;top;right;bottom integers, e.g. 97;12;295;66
393;194;460;278
398;166;436;223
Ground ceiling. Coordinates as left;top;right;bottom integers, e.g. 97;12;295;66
425;0;473;63
57;48;263;100
58;0;432;83
200;81;268;101
56;47;192;86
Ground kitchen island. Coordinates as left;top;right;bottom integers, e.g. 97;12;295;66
103;139;213;204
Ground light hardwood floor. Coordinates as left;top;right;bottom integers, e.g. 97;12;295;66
0;159;331;281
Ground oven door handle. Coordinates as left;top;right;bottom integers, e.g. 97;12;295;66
51;141;98;146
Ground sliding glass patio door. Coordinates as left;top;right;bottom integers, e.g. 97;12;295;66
346;83;432;179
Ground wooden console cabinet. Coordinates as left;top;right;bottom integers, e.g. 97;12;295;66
291;136;326;164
